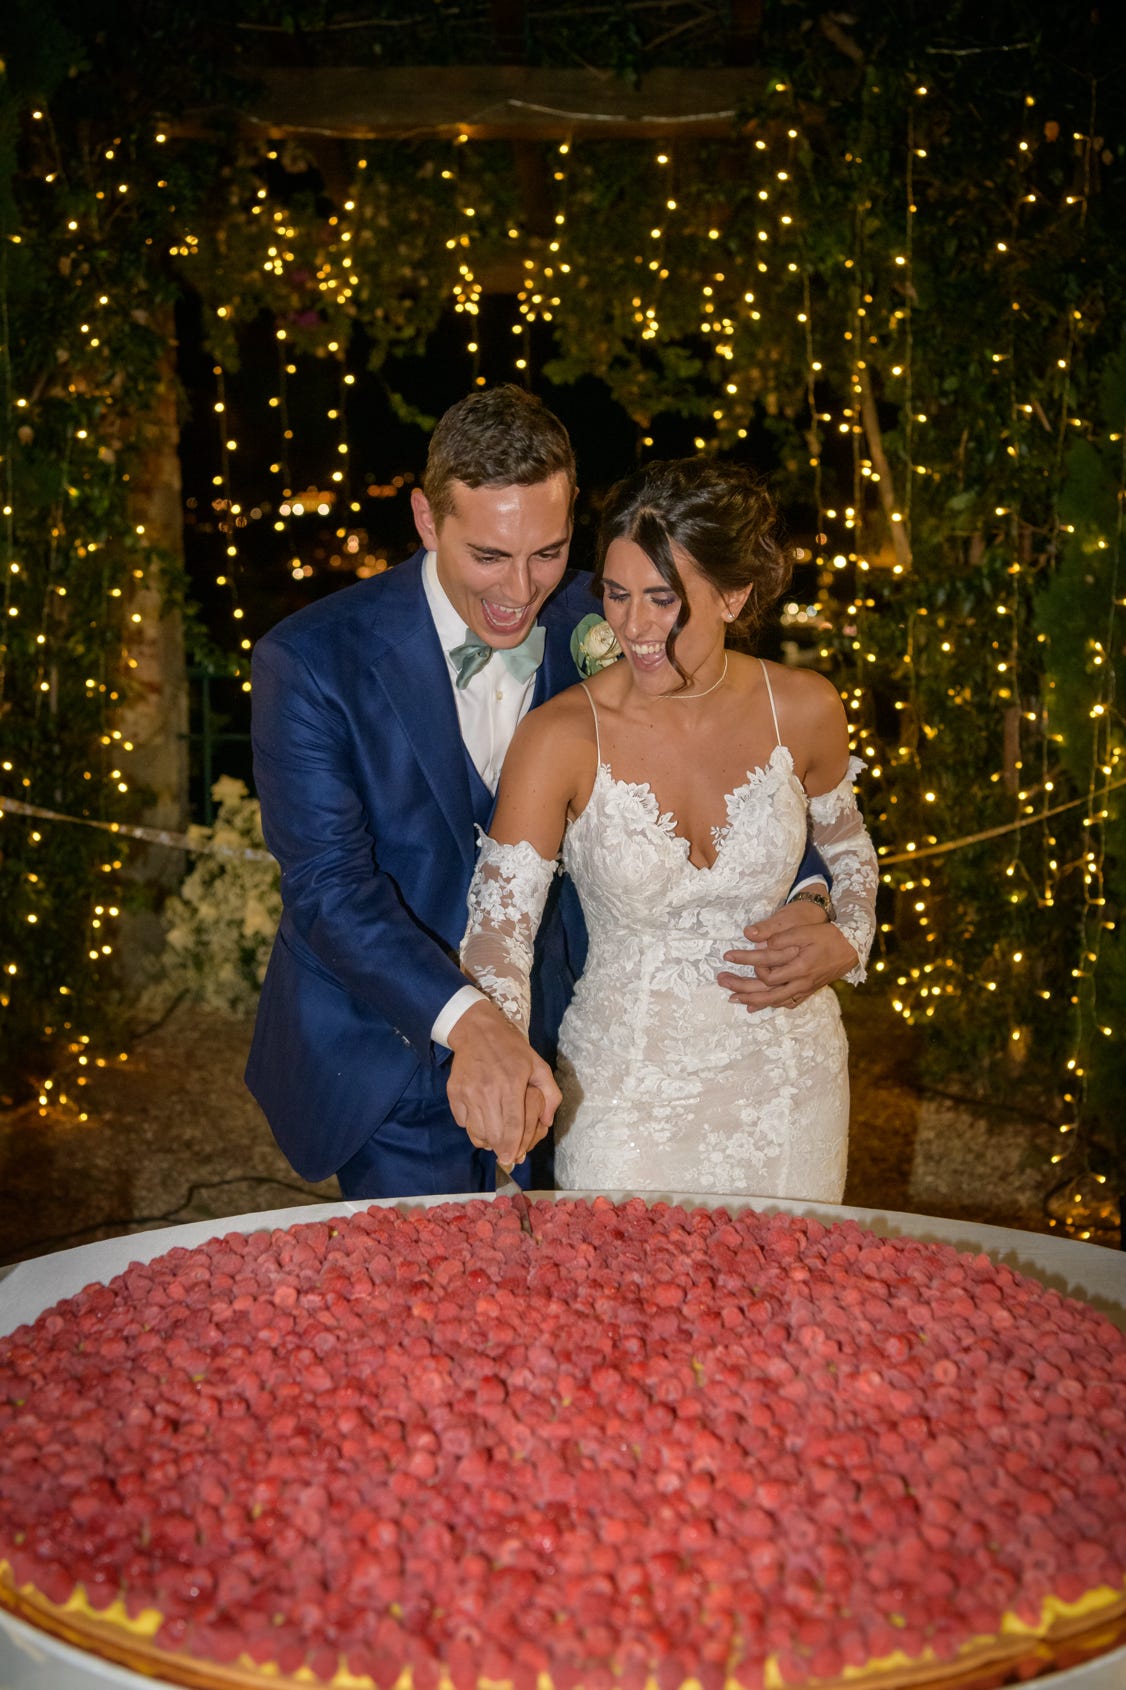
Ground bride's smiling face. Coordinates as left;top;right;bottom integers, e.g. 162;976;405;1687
601;536;737;691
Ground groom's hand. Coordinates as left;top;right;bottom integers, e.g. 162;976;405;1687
717;900;858;1012
446;1000;562;1166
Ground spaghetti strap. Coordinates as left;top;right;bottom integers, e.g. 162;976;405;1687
759;659;782;748
579;681;603;765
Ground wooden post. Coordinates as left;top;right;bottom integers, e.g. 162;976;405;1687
114;320;190;984
858;365;913;573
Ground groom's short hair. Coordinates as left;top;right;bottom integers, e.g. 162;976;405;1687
423;384;577;522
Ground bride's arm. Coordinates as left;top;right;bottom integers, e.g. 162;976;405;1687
447;704;584;1164
721;672;878;1007
798;676;879;984
459;706;580;1033
805;765;879;983
488;702;581;858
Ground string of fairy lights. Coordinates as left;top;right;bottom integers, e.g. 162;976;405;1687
2;74;1122;1232
1034;103;1122;1221
0;112;151;1110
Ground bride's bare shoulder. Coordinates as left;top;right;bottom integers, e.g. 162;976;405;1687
526;679;596;730
530;666;626;725
510;679;601;765
757;658;845;728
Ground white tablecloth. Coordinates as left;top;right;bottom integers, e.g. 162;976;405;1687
2;1194;1124;1690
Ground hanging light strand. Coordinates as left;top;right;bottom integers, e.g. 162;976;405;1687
902;89;916;528
213;365;243;628
0;252;14;701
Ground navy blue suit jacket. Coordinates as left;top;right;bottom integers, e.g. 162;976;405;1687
246;551;595;1182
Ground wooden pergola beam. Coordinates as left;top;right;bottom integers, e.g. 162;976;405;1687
187;65;767;141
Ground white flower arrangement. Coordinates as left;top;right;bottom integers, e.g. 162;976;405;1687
571;613;622;677
160;776;281;1014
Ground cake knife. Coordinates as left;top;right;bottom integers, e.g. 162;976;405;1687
497;1165;535;1236
495;1089;540;1236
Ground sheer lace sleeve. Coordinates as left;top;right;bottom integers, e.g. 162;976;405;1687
808;756;879;986
460;833;559;1034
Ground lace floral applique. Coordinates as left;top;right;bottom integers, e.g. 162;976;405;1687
809;755;866;824
709;745;792;853
461;832;558;1034
808;756;878;984
596;766;686;855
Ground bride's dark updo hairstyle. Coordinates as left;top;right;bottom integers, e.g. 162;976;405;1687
594;457;792;689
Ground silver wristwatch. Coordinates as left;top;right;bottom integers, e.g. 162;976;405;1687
790;889;835;921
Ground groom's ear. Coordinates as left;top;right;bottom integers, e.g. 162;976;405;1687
411;487;439;551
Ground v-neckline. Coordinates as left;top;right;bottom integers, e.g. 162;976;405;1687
581;743;795;874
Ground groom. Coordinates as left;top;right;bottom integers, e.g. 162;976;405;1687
247;385;849;1198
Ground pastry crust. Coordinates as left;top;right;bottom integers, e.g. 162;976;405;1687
3;1568;1125;1690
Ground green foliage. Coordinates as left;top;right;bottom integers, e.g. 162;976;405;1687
0;22;187;1095
1033;345;1126;1188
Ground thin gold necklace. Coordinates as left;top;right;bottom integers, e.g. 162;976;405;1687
661;650;728;701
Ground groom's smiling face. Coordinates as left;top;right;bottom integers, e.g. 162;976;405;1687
412;475;573;648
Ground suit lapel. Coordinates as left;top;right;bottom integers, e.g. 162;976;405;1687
533;632;564;710
368;561;477;876
367;561;594;867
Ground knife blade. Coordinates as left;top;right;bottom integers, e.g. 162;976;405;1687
497;1165;534;1236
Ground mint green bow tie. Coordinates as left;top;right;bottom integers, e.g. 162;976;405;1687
447;624;546;689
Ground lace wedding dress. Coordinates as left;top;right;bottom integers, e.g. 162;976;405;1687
461;667;878;1201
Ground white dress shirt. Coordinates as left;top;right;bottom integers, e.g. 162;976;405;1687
422;551;539;1047
422;550;538;795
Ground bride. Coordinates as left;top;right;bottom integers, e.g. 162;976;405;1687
459;458;878;1201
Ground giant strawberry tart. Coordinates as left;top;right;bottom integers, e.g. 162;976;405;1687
1;1197;1125;1690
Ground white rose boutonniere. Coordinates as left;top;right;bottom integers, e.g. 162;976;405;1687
571;613;622;677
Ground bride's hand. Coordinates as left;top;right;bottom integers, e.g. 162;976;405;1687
718;902;858;1012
